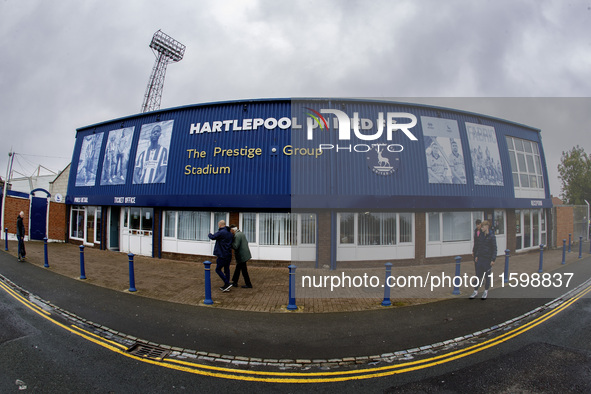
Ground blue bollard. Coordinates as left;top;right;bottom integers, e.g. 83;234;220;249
203;261;213;305
43;237;49;268
538;244;545;273
4;228;8;251
79;245;86;280
287;264;298;310
579;236;583;259
453;256;461;295
128;253;137;292
503;249;510;283
382;262;393;306
562;239;566;265
568;234;572;253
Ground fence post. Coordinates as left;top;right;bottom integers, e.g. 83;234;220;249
287;264;298;310
503;249;510;283
128;253;137;292
43;237;49;268
453;256;461;295
568;234;572;253
562;239;566;265
203;261;213;305
382;262;393;306
579;236;583;259
538;244;545;273
4;228;7;251
79;245;86;280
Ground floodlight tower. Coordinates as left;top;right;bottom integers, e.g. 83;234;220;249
141;30;186;113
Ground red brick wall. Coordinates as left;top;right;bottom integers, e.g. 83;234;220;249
48;201;67;241
414;212;426;264
555;205;574;245
3;196;30;235
2;195;67;241
506;209;516;252
317;211;331;267
229;212;240;227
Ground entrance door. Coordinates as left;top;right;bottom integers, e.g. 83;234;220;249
30;196;48;240
121;207;153;256
493;210;507;255
109;207;120;251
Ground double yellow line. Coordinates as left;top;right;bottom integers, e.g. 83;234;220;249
2;278;590;383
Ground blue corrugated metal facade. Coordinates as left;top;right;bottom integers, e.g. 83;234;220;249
66;98;551;210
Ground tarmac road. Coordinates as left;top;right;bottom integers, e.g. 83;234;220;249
2;249;591;392
1;248;591;362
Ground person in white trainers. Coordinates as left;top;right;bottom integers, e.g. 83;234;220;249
470;220;497;300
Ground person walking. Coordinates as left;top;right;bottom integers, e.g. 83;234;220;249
471;220;497;300
230;225;253;289
16;211;26;262
208;220;234;291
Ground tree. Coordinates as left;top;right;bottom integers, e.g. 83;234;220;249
557;145;591;205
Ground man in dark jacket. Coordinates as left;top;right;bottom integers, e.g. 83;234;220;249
230;225;253;289
208;220;233;291
471;220;497;300
16;211;26;262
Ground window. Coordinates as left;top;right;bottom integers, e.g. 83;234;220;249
164;211;176;238
70;206;85;240
494;210;505;235
358;212;397;245
506;136;544;190
428;212;440;242
239;212;314;245
443;212;471;242
130;207;141;230
95;208;102;243
242;213;256;243
259;213;296;245
515;209;522;249
338;212;414;246
515;209;547;251
399;213;413;243
300;214;316;245
428;212;483;243
177;211;210;241
339;213;355;244
213;212;227;226
163;211;229;241
128;207;153;234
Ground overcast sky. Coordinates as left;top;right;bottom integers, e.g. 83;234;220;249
1;0;590;198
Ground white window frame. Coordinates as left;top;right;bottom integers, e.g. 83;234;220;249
515;209;547;251
337;212;415;247
336;212;415;261
70;205;86;242
426;211;484;258
70;206;101;245
162;211;228;241
506;136;545;198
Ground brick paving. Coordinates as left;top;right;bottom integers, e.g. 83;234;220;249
2;239;588;313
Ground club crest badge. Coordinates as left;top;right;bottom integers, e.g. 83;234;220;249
367;146;400;176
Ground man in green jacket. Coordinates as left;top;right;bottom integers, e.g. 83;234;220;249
230;225;253;289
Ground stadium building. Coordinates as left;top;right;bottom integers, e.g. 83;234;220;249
65;98;552;267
